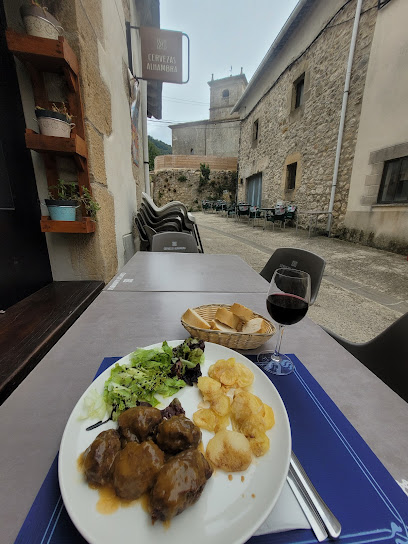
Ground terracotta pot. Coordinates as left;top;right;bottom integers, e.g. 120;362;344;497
20;5;62;39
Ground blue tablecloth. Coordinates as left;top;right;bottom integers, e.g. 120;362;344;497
15;355;408;544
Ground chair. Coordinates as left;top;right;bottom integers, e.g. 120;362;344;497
237;204;250;221
322;312;408;403
139;194;204;253
260;247;326;305
150;231;199;253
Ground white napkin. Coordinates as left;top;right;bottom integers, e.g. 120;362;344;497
254;481;311;536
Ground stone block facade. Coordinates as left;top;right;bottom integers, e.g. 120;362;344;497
237;0;377;235
151;168;237;210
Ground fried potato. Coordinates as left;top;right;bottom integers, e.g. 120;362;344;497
211;393;231;417
214;414;230;432
248;432;270;457
218;368;238;387
239;414;266;437
197;376;222;400
206;430;252;472
231;391;264;426
208;358;236;382
263;403;275;430
235;363;254;388
193;408;218;432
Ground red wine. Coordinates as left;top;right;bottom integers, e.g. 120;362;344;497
267;293;308;325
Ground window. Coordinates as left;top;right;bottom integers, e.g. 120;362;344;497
294;74;305;109
222;89;229;98
253;119;259;142
286;162;297;190
378;156;408;203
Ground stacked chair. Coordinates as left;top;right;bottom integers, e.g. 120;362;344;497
135;193;204;253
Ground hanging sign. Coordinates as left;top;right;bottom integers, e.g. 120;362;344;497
140;27;183;84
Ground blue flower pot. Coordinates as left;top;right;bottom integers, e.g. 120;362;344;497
45;200;78;221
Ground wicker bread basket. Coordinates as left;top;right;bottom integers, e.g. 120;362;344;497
181;304;276;350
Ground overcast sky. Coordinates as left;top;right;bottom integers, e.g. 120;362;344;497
147;0;299;145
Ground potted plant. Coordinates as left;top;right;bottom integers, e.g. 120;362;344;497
35;103;74;138
45;179;80;221
20;1;63;40
45;179;100;222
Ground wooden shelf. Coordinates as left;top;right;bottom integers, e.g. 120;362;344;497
40;216;96;233
7;28;93;234
25;130;87;159
5;29;78;75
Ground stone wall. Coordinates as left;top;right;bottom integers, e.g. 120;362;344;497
237;0;377;235
171;119;241;157
151;168;237;210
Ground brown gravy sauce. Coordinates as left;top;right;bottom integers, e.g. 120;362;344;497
77;452;166;523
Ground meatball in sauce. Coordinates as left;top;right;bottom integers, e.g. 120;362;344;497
82;429;121;486
113;441;165;500
155;415;201;454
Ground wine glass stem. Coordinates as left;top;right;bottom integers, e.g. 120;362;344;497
274;324;284;357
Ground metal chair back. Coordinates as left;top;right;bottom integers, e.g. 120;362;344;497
260;247;326;305
323;312;408;403
150;231;199;253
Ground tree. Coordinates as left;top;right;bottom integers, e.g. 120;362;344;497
148;136;172;171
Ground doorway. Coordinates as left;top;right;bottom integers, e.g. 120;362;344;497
0;0;52;310
246;172;262;207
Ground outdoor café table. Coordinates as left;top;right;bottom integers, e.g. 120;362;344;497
1;289;407;543
258;208;276;229
295;210;333;237
105;252;270;293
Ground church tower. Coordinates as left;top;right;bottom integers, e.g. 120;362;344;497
208;70;247;121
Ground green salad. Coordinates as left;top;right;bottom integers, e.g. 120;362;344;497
102;338;205;420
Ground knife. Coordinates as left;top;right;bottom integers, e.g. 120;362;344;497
287;464;328;542
290;452;342;539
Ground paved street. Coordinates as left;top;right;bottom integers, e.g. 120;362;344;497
195;211;408;342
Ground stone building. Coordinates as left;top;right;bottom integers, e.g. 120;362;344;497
152;73;245;209
233;0;408;252
170;72;247;157
1;0;161;309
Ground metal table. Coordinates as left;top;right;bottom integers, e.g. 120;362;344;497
105;252;270;293
1;258;408;543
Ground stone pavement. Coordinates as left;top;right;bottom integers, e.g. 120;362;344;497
195;211;408;343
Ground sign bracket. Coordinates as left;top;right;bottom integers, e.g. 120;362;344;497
125;23;190;84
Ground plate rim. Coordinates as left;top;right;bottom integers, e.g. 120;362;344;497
58;340;291;544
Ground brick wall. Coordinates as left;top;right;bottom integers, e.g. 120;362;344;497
155;155;237;171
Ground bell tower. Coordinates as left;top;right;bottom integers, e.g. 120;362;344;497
208;70;247;121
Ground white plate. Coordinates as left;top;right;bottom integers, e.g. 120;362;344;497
58;341;291;544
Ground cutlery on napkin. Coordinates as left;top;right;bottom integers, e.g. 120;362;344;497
288;452;342;541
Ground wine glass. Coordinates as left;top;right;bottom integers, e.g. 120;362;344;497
257;267;311;375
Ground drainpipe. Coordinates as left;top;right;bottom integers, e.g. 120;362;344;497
141;81;150;196
327;0;363;234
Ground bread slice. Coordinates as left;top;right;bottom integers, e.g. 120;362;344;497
182;308;211;329
215;307;241;330
241;317;269;334
210;319;237;332
230;303;254;323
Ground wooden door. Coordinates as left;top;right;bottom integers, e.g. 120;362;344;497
0;0;52;310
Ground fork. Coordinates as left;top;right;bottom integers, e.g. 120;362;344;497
288;452;342;541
